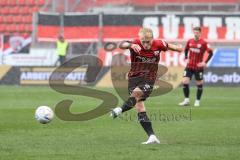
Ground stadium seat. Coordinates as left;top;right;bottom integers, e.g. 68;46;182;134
16;25;21;33
5;16;14;23
24;15;32;23
32;6;39;12
0;16;3;23
9;6;20;14
7;24;16;32
18;24;26;32
38;0;46;6
26;0;36;6
18;0;26;5
0;25;6;32
20;7;31;14
1;7;10;14
7;0;17;6
15;15;23;23
25;25;32;32
0;0;7;6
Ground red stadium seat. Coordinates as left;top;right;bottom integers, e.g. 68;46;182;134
32;6;39;12
1;7;10;14
16;25;21;33
0;25;6;32
23;15;32;23
5;16;14;23
26;0;36;6
3;17;7;23
20;7;31;14
0;0;7;6
18;24;25;32
25;24;32;32
19;0;26;5
9;6;20;14
15;15;23;23
38;0;46;6
0;16;3;23
7;0;17;6
7;24;17;32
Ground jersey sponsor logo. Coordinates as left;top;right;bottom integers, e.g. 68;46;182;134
189;48;201;53
136;56;157;63
189;43;201;48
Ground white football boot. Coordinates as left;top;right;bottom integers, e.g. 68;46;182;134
194;100;200;107
179;98;190;106
110;107;122;118
142;135;160;144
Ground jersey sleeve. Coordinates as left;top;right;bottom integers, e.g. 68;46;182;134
185;40;190;50
158;40;168;51
205;42;212;52
129;38;140;54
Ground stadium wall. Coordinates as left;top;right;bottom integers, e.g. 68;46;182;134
0;65;239;87
37;12;240;43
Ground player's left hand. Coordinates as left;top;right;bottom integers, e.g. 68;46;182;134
197;62;207;67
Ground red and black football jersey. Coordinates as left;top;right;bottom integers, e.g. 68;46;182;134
185;38;211;71
128;39;168;81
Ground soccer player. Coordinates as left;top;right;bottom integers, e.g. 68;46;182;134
110;28;183;144
179;27;213;107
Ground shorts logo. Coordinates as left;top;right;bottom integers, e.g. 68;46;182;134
143;84;151;91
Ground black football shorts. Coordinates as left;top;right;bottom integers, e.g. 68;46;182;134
183;68;204;81
128;76;154;101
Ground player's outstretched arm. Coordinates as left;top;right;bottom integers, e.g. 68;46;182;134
168;43;183;52
119;41;132;49
119;41;141;53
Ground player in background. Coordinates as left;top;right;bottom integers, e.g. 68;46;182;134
110;28;183;144
179;27;213;107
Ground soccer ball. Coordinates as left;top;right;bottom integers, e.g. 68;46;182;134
35;106;54;124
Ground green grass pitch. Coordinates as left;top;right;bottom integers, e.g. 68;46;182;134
0;86;240;160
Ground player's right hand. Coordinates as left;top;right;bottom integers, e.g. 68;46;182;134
131;44;141;53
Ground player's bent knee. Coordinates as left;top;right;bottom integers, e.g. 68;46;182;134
131;88;143;99
182;80;189;85
182;77;190;84
196;80;203;85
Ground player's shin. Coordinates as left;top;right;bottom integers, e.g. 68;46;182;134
138;112;154;136
121;97;137;113
196;84;203;100
183;84;190;100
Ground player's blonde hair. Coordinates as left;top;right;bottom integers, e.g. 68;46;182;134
138;28;153;39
